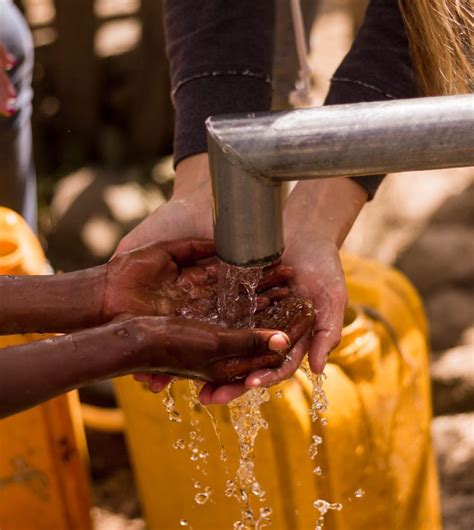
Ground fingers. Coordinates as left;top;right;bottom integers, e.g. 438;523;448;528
257;265;294;292
199;382;248;405
285;306;315;344
0;45;16;117
0;70;16;117
216;327;290;358
111;242;179;288
177;260;218;288
148;374;174;392
263;286;290;303
0;45;16;69
308;290;346;374
159;239;215;265
246;329;311;388
133;373;174;393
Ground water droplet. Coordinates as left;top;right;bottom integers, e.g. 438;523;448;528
313;499;343;514
242;509;254;522
321;418;328;426
313;499;329;514
314;466;322;476
115;328;129;337
355;488;365;498
233;522;245;530
251;481;265;498
275;389;283;399
173;439;185;450
193;480;202;489
162;387;182;423
179;519;189;526
259;507;272;518
194;491;210;505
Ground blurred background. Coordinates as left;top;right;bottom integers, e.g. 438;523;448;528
8;0;474;528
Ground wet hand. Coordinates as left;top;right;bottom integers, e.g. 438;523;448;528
136;316;291;384
200;177;366;404
243;178;367;390
0;44;16;117
134;260;303;391
103;238;215;320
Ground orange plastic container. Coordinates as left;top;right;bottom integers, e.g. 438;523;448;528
0;207;92;530
115;253;441;530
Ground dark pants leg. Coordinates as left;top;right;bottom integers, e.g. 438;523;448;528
0;1;36;230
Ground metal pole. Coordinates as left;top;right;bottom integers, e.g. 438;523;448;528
207;94;474;180
207;95;474;266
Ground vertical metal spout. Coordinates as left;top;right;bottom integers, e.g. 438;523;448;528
207;95;474;267
208;136;284;267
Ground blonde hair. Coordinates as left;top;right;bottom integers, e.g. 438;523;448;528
399;0;473;95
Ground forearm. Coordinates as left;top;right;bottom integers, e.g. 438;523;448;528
164;0;275;166
0;266;106;334
0;318;146;418
284;177;367;247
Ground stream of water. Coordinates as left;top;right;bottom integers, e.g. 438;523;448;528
165;260;353;529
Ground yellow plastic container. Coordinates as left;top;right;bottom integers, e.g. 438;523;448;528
0;207;92;530
115;253;441;530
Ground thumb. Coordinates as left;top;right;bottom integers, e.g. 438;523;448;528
217;328;291;358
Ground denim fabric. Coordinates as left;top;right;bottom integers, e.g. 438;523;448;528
0;0;36;229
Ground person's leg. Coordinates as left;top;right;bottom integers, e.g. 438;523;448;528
0;1;36;230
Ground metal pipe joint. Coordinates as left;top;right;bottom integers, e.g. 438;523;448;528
207;95;474;266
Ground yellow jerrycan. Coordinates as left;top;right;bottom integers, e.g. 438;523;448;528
0;207;92;530
114;253;441;530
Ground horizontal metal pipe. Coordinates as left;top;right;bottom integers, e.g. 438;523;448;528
207;94;474;181
207;94;474;266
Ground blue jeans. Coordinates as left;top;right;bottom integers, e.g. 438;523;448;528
0;0;36;229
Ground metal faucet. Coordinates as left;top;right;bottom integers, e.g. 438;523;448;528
207;94;474;267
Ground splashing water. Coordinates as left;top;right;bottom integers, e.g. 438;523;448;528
227;388;272;529
313;499;343;529
300;361;344;528
217;262;263;328
202;405;228;463
165;261;354;529
162;383;182;423
185;381;212;504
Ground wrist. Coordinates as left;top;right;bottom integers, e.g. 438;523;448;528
133;316;167;370
0;266;107;334
76;265;108;327
172;153;210;199
284;177;367;248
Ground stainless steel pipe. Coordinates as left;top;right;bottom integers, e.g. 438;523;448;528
207;94;474;266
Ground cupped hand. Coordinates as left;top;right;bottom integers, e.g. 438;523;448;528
200;177;367;404
245;237;346;386
0;44;16;117
102;238;215;320
243;178;367;391
133;258;302;391
198;292;315;404
136;316;291;384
